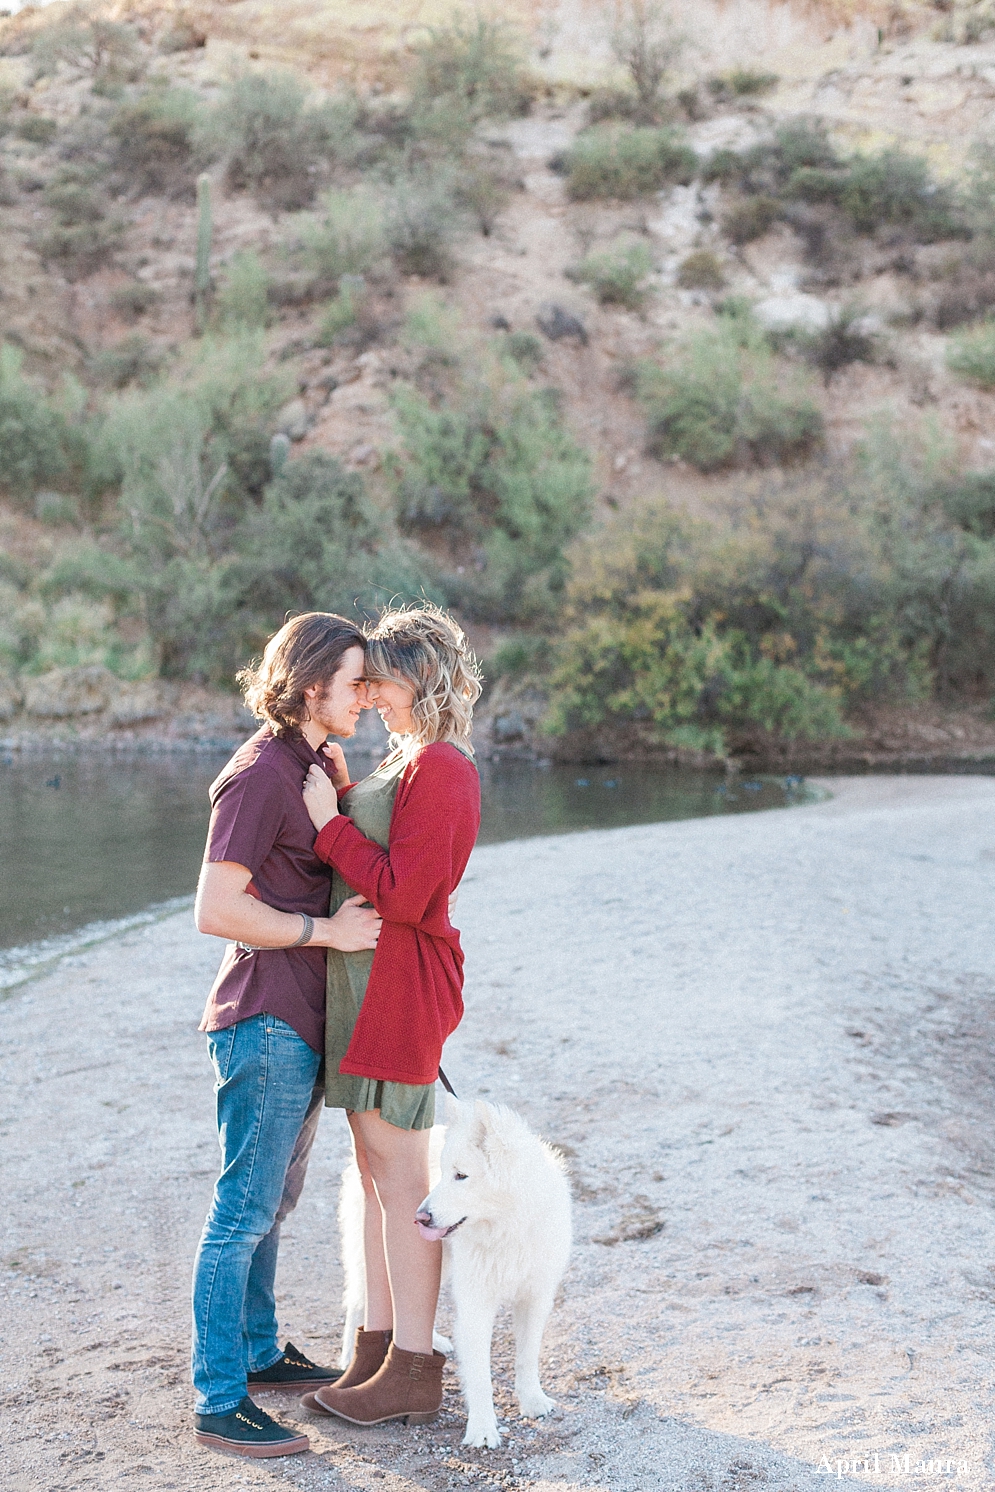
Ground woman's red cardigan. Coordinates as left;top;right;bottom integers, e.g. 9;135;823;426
313;740;481;1086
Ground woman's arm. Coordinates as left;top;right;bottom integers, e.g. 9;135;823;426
311;749;479;927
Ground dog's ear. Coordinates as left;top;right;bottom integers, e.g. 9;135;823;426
444;1093;461;1125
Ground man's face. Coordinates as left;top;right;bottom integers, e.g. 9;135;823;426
305;645;369;737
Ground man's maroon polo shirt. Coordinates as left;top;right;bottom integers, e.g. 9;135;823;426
199;726;334;1053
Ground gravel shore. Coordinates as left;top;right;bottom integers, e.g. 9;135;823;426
2;775;994;1492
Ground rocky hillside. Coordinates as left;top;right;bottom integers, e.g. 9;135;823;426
3;0;995;765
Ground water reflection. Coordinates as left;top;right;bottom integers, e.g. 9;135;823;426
0;751;808;956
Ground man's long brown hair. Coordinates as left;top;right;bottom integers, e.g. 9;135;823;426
238;613;365;740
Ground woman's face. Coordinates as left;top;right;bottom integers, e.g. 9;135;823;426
366;673;416;734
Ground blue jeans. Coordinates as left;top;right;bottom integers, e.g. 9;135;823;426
191;1014;323;1414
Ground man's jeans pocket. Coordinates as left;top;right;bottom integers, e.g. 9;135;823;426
207;1025;238;1086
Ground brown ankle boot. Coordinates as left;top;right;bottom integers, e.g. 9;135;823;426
300;1329;390;1412
300;1342;445;1426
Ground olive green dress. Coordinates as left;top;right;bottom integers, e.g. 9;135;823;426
324;751;435;1131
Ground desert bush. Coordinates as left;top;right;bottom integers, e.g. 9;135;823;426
504;330;544;369
215;72;359;212
15;114;58;145
700;148;745;185
216;251;271;331
570;238;654;308
0;345;70;501
386;172;462;279
676;250;725;288
37;218;124;279
111;282;159;321
544;450;995;750
109;84;202;197
610;0;684;121
388;323;594;619
410;12;532;136
44;177;105;224
637;324;824;471
722;194;782;244
31;12;145;92
586;86;644;125
561;125;696;200
90;335;162;390
795;305;877;383
729;67;779;95
454;156;518;235
787;148;962;241
947;318;995;385
545;590;847;752
299;188;387;283
926;244;995;328
234;452;431;634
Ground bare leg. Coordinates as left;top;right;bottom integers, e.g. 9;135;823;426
347;1114;392;1332
350;1109;441;1355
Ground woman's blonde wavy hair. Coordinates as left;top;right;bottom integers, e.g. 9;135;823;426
364;603;482;754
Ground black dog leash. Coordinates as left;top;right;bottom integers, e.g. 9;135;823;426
437;1066;458;1099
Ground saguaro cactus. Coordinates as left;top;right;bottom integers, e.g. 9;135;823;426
194;172;212;333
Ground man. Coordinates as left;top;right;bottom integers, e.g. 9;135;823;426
190;612;382;1459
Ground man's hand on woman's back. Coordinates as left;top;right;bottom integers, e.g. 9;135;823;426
319;893;381;952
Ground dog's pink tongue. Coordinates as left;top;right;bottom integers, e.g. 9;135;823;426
414;1211;449;1242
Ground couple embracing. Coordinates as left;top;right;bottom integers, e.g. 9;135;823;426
190;605;482;1458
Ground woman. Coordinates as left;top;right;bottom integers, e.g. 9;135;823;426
299;603;481;1427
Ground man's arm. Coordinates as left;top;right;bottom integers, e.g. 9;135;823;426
195;861;381;952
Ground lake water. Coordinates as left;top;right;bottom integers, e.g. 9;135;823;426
0;751;810;987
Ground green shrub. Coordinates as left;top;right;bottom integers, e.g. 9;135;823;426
234;453;431;637
722;195;782;244
111;282;159;321
386;173;461;279
586;86;644;125
0;345;70;501
728;68;779;95
787;148;962;241
299;188;386;283
16;114;58;145
318;279;362;345
44;178;105;224
454;158;516;236
545;590;847;751
215;72;359;212
389;347;594;620
31;14;144;92
637;326;824;471
109;85;202;197
570;239;654;308
90;335;162;390
701;148;744;185
542;461;995;750
410;12;531;136
36;218;125;279
562;125;697;200
504;331;544;369
676;250;725;289
796;305;877;383
216;250;271;331
947;319;995;385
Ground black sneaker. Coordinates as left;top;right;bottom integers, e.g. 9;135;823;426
247;1341;343;1393
194;1397;309;1458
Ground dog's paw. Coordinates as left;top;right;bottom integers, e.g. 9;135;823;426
518;1390;556;1418
432;1330;453;1355
463;1420;502;1449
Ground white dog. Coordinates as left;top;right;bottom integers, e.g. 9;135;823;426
338;1098;572;1449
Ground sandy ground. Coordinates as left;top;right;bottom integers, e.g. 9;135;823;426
3;775;995;1492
